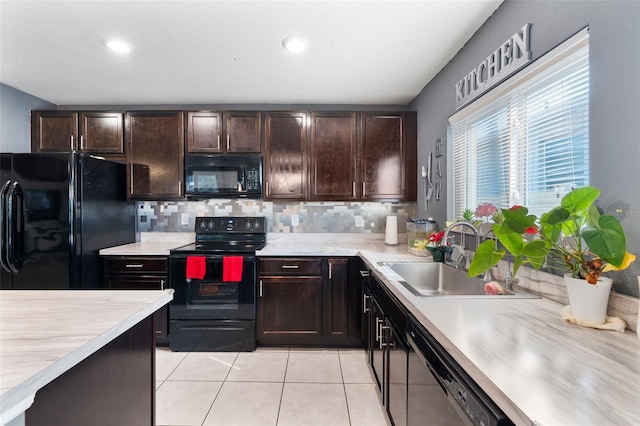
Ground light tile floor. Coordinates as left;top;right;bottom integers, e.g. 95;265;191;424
156;347;390;426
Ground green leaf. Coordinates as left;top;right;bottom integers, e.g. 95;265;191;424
521;240;548;269
561;186;600;212
586;204;601;227
582;215;626;266
496;225;524;255
512;256;523;277
542;206;570;225
467;240;505;277
502;208;536;234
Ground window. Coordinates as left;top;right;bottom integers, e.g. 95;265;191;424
449;28;589;218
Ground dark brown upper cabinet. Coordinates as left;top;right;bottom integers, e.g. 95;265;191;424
309;112;358;200
225;111;262;153
359;112;417;201
186;111;261;154
31;111;124;160
263;112;308;199
125;111;184;200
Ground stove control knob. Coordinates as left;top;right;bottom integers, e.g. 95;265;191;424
207;220;216;230
198;220;207;230
253;220;262;230
245;221;252;230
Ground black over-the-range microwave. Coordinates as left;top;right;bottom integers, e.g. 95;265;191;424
184;154;263;199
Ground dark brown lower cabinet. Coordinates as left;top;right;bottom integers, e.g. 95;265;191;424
258;275;323;344
25;316;155;426
257;257;361;346
368;274;410;426
103;256;169;345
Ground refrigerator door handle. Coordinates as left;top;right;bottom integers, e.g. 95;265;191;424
0;180;11;272
5;181;24;273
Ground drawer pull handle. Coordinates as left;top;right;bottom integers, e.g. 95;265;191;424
125;264;144;268
360;270;370;277
281;265;299;269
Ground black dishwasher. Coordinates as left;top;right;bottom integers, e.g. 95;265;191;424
407;320;514;426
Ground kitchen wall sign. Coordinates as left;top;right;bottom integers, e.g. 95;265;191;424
455;23;531;109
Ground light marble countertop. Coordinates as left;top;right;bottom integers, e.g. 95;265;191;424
99;232;195;256
99;232;640;425
0;289;174;425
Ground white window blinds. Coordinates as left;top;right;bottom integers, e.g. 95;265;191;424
449;28;589;218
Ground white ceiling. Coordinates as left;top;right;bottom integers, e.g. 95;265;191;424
0;0;502;106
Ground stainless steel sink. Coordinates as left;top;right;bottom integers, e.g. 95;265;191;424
377;261;539;298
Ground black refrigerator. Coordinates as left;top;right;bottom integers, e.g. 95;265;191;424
1;152;136;289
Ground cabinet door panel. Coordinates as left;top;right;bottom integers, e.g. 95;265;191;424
263;112;307;199
80;112;124;154
186;111;222;153
226;112;261;153
31;112;78;152
370;299;385;394
310;113;357;200
360;113;404;200
258;276;322;342
387;328;408;426
126;112;184;199
326;258;348;337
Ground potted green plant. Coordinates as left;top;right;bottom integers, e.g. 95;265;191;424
426;230;448;262
468;186;636;324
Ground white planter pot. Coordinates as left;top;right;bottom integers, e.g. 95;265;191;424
564;274;612;325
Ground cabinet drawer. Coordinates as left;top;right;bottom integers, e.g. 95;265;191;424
105;276;166;290
259;258;322;276
104;257;168;274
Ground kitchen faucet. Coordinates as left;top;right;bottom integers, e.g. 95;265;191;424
442;221;480;271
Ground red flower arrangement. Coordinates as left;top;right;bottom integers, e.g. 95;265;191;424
428;231;445;247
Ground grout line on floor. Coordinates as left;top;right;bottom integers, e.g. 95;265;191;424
275;348;290;425
337;351;354;426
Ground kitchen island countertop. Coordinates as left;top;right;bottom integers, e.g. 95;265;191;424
0;289;174;425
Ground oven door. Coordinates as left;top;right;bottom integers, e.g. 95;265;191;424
169;254;256;321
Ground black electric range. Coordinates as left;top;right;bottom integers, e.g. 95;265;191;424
168;216;266;351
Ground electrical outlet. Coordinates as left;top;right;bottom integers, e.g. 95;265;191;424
181;213;189;225
291;214;299;226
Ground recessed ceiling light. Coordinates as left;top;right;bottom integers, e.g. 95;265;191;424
103;38;133;54
282;36;308;54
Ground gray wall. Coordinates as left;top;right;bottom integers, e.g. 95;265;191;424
410;0;640;296
0;83;55;152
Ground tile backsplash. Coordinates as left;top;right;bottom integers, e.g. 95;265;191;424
137;200;418;233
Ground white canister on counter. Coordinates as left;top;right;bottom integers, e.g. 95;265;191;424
385;216;398;245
